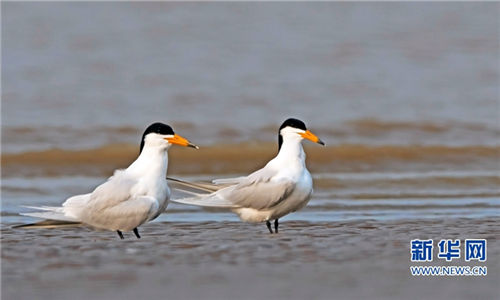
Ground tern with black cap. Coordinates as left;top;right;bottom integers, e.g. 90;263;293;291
18;123;198;239
171;118;325;233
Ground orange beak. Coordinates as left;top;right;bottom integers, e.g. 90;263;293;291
299;130;325;145
165;134;199;149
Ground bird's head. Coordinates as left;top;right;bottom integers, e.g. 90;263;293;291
278;118;325;150
140;122;199;153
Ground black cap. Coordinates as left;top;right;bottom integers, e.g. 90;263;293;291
140;122;174;153
279;118;307;131
278;118;307;150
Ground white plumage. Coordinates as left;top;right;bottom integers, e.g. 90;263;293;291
19;123;198;239
171;118;324;233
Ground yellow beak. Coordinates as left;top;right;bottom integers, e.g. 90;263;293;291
165;134;199;149
299;130;325;145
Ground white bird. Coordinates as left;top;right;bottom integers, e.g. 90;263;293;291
170;118;324;233
18;123;198;239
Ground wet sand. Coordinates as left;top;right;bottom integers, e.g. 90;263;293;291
2;218;498;300
3;143;499;178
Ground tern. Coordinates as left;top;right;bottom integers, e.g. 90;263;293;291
18;123;198;239
171;118;324;233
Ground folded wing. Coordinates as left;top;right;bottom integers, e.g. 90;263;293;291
171;168;296;210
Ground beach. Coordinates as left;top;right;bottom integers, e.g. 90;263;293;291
2;218;499;300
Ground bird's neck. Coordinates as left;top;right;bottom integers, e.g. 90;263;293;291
275;138;306;165
127;146;169;178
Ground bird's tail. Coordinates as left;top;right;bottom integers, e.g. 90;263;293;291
167;177;237;208
171;194;236;208
167;177;224;192
16;205;82;229
13;220;82;229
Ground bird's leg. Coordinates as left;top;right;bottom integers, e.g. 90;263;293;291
117;230;124;239
133;228;141;239
274;219;279;233
266;220;273;234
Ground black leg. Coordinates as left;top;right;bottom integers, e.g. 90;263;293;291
117;230;124;239
133;228;141;239
266;221;273;234
274;219;279;233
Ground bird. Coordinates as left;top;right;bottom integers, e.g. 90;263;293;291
170;118;324;233
17;122;198;239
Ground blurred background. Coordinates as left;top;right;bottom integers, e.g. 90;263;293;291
2;2;498;151
2;3;499;300
2;2;499;223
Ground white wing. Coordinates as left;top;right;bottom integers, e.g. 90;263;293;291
215;167;296;209
172;167;296;210
21;170;160;231
78;171;157;230
86;171;138;209
220;168;296;210
83;196;157;231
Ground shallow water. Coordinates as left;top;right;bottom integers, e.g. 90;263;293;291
1;3;499;299
2;3;499;224
2;168;500;225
